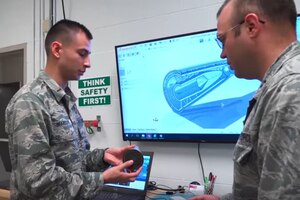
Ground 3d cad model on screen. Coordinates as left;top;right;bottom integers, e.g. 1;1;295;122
163;60;254;129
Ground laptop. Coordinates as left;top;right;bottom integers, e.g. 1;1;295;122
94;151;154;200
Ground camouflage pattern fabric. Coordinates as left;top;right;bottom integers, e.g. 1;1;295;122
5;71;109;199
221;41;300;200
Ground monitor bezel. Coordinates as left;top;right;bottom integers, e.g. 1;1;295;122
114;28;245;143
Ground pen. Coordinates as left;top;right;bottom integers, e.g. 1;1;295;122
209;172;213;181
210;175;216;194
204;176;209;192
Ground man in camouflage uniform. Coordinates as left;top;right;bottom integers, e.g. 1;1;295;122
5;19;142;199
189;0;300;200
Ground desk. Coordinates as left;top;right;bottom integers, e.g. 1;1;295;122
146;189;194;200
0;188;194;200
0;189;9;200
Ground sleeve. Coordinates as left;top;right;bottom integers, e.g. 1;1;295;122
85;148;110;172
74;105;110;172
220;193;233;200
6;93;103;199
257;78;300;199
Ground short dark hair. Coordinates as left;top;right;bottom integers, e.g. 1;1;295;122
45;19;93;56
217;0;297;28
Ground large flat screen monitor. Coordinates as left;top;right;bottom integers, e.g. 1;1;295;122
115;16;300;143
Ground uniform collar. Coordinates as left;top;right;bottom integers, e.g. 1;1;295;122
254;41;300;100
38;70;77;103
262;41;300;84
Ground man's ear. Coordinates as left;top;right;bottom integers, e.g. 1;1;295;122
244;13;262;38
51;41;62;58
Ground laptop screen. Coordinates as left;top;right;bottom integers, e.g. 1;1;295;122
105;152;153;191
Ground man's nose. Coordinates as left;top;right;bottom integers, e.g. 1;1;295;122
220;48;226;59
84;56;91;68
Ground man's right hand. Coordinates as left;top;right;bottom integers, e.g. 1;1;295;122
102;160;142;183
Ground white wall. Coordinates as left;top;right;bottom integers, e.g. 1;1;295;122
1;0;300;196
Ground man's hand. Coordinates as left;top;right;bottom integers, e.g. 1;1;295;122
104;145;136;165
102;160;143;183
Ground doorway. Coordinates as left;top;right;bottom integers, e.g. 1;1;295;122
0;44;26;188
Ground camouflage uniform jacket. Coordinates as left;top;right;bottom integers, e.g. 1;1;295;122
5;71;109;200
220;41;300;200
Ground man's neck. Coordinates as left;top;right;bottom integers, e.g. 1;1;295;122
256;29;297;80
44;64;68;89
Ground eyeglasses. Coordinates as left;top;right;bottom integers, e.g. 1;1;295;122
215;19;265;49
215;20;245;49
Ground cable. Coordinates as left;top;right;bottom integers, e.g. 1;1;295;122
197;143;206;184
61;0;66;19
147;181;185;193
86;126;94;134
50;0;54;27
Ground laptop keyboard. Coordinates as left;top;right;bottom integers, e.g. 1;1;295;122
94;191;144;200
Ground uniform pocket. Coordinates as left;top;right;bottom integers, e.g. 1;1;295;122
50;107;78;144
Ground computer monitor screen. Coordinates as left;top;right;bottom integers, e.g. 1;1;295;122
115;15;300;143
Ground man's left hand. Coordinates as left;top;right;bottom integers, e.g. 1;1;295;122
104;145;136;166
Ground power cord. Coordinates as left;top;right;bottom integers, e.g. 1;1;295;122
147;181;185;194
86;126;94;134
198;143;206;184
